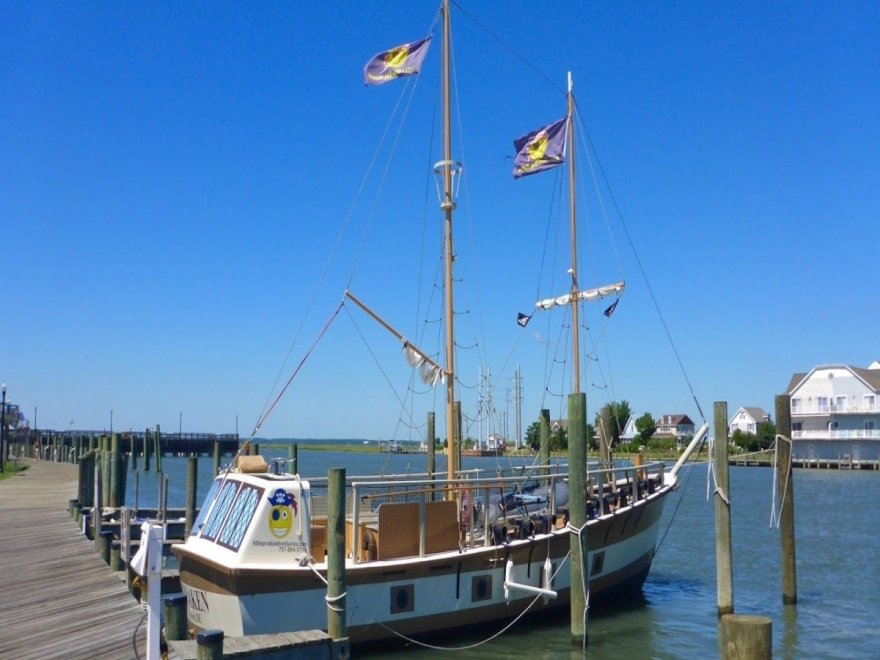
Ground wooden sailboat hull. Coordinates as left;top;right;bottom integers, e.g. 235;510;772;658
175;485;669;645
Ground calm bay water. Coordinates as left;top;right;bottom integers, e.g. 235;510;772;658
127;446;880;658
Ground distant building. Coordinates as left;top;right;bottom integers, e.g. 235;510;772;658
729;407;770;435
620;415;638;442
654;414;695;445
787;362;880;463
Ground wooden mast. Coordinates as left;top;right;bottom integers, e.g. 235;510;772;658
441;0;457;481
567;72;580;393
565;71;589;645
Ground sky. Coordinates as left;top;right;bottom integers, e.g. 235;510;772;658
2;1;878;441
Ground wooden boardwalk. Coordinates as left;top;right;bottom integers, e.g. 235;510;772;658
0;459;147;659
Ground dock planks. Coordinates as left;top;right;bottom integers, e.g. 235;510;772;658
0;459;147;659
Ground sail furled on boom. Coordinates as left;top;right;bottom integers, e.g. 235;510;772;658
363;37;432;85
512;117;568;178
536;281;625;311
403;343;445;387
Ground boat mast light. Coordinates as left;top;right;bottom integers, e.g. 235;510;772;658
433;159;463;210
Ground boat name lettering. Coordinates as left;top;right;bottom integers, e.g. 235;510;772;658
183;586;210;615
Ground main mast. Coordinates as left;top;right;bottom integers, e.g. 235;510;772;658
440;0;457;481
567;73;580;393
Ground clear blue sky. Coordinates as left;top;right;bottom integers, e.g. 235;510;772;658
3;1;877;440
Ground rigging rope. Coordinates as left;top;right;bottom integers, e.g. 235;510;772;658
572;97;707;424
251;301;343;436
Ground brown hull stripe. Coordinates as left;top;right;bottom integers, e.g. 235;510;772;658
177;491;667;597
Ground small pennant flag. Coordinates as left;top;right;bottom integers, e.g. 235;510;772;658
603;299;620;318
364;37;432;85
513;117;567;178
517;312;532;327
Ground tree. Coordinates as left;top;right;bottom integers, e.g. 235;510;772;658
525;421;540;451
756;420;776;450
635;412;656;443
594;400;631;446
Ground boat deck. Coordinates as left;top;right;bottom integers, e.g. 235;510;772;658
0;459;147;659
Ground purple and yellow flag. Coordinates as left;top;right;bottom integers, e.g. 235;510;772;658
364;37;432;86
512;117;568;178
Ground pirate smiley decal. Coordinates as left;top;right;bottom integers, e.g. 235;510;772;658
267;488;298;539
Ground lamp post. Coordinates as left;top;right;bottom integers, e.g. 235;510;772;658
1;383;7;473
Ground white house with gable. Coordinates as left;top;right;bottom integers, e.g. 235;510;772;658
729;407;770;435
786;362;880;463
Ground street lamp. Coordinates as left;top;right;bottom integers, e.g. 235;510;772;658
1;383;7;473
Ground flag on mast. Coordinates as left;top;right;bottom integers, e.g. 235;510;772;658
364;37;432;85
512;117;567;178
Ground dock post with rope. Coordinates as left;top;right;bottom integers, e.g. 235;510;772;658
775;393;797;605
327;467;348;644
567;392;589;647
713;401;734;617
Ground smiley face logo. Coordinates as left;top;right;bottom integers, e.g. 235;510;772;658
267;489;297;539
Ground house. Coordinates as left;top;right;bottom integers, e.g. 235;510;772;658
729;407;770;435
787;363;880;463
654;414;695;445
620;415;638;442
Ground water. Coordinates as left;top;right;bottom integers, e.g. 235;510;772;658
127;447;880;658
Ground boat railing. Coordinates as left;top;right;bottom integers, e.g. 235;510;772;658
305;459;666;563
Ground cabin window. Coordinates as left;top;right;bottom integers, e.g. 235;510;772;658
471;575;493;602
202;481;241;542
190;479;221;537
390;585;414;614
591;551;605;575
217;484;264;551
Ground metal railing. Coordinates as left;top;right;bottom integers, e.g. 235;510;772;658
305;460;667;564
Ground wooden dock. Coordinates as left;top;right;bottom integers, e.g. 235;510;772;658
0;459;147;659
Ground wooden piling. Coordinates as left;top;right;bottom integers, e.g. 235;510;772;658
568;392;588;646
327;467;347;641
720;613;772;659
144;428;152;472
185;456;198;537
539;408;550;466
427;411;435;476
101;436;111;507
154;425;163;472
212;440;220;476
196;629;224;660
78;450;95;511
131;433;138;470
775;394;797;605
714;401;734;617
164;593;189;641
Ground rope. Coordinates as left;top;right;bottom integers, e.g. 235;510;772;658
344;551;573;651
770;434;792;528
325;591;347;613
251;302;343;435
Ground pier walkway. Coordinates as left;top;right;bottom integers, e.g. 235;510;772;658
0;459;147;659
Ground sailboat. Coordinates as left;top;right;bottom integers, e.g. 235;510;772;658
172;0;707;646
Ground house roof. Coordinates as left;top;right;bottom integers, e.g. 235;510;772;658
730;407;768;424
788;364;880;395
655;414;694;426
